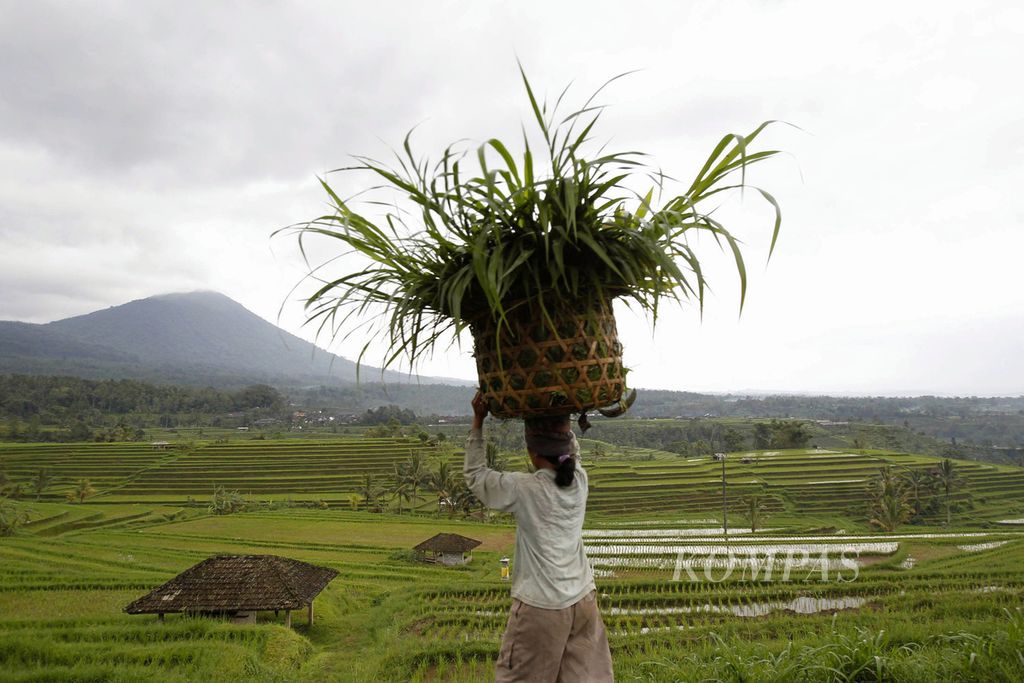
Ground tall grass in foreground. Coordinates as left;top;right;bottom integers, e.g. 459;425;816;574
627;610;1024;682
375;607;1024;683
0;620;309;683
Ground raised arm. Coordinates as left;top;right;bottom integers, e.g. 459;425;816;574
463;392;520;512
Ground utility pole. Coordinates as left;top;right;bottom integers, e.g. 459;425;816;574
715;452;727;538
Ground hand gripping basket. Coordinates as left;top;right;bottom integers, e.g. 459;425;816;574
471;297;625;419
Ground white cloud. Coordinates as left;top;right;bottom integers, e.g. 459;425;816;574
0;0;1021;394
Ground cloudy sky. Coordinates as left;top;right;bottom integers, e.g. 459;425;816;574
1;0;1022;395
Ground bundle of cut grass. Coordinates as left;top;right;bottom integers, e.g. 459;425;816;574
281;68;788;419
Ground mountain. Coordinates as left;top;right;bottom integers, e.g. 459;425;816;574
0;321;139;363
0;291;469;387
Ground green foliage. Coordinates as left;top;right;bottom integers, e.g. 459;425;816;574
363;419;405;438
722;428;747;452
753;422;773;449
387;472;413;514
209;485;247;515
31;467;53;500
901;467;941;518
449;479;482;517
626;618;1024;682
430;460;457;514
91;422;146;443
867;466;912;531
65;479;96;504
357;474;383;512
283;68;785;371
0;375;287;443
935;458;961;526
0;497;29;535
66;420;93;442
484;442;507;472
768;419;813;449
743;494;767;532
360;405;418;426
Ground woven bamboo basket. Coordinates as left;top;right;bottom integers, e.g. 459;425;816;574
471;297;625;419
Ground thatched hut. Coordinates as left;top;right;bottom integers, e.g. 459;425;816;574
124;554;337;626
413;533;482;566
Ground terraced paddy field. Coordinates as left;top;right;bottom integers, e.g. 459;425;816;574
2;438;1024;680
5;437;1024;524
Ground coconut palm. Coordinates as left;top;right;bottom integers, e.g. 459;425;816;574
31;468;53;501
387;472;413;515
485;442;508;472
450;480;482;518
401;451;430;511
868;465;902;499
743;494;767;533
869;492;912;533
280;68;787;377
901;467;937;518
357;474;382;512
867;466;911;532
430;461;457;513
934;458;960;526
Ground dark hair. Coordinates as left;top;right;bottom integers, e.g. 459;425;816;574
524;416;576;488
543;453;576;488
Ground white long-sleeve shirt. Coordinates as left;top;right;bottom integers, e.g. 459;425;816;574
463;427;596;609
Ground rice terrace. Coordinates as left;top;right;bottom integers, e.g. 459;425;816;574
2;426;1024;681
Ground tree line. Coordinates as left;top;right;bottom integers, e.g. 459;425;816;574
866;459;962;531
0;375;287;441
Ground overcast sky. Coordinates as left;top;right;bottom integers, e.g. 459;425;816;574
1;0;1022;396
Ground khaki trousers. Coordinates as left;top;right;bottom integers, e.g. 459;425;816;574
495;590;614;682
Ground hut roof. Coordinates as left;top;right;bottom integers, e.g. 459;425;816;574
413;533;482;553
124;555;338;614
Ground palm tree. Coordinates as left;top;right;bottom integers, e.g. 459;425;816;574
357;474;381;512
450;480;482;518
870;489;912;532
901;467;934;518
485;442;507;472
402;452;430;512
388;468;413;514
743;494;767;533
867;466;910;532
430;461;457;514
32;468;53;501
934;459;960;526
869;465;902;498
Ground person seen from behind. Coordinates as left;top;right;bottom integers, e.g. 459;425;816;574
464;391;614;682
